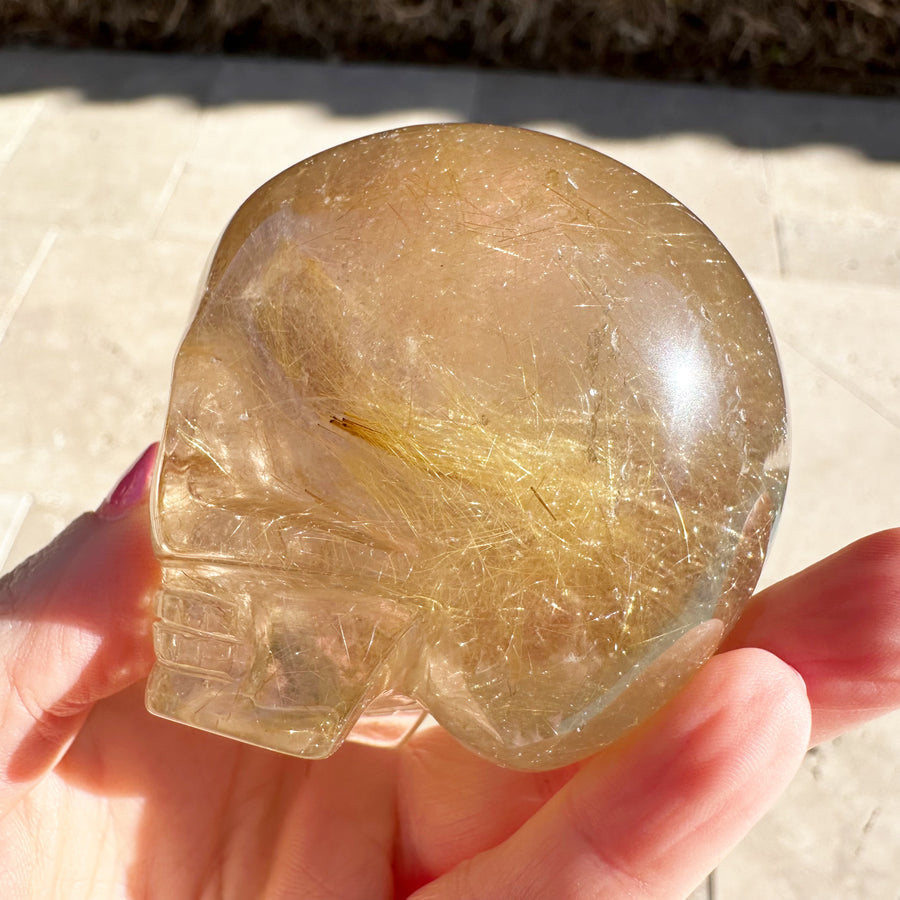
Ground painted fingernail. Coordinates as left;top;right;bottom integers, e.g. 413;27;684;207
98;443;158;520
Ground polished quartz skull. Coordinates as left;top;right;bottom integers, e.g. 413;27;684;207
146;123;788;771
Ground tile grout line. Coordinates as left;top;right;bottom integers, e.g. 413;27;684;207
780;332;900;433
760;151;787;280
0;493;32;574
0;226;58;347
148;153;190;241
148;106;206;240
0;96;45;165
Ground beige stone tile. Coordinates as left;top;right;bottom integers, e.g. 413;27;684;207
0;232;208;530
0;95;200;236
598;137;779;278
766;143;900;286
1;503;73;576
207;56;477;113
154;162;271;244
758;344;900;588
0;491;32;573
157;59;479;243
0;93;44;163
743;90;900;162
189;101;325;178
767;145;900;224
685;876;710;899
189;59;478;177
474;69;760;147
0;221;56;339
717;713;900;900
727;286;900;900
754;276;900;428
776;213;900;286
472;66;900;163
0;49;82;117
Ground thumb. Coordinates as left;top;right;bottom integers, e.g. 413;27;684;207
0;444;160;813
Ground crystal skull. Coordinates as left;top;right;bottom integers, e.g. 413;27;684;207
146;123;788;771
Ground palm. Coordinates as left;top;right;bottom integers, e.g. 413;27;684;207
18;680;570;898
3;652;808;900
19;683;381;898
22;668;592;900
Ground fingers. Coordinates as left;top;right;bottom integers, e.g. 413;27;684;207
724;528;900;744
411;648;810;900
396;726;579;891
403;530;899;896
0;445;160;813
263;744;398;900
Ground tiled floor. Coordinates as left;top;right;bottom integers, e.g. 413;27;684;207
1;47;898;898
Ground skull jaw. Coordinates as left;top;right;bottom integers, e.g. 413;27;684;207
146;482;776;767
146;671;429;758
145;510;762;768
145;603;723;768
146;666;352;758
145;560;422;757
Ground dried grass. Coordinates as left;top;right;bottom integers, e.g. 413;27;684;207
2;0;899;94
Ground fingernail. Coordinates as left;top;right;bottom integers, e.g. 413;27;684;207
98;443;158;520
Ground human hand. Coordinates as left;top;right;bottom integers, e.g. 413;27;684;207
1;445;898;899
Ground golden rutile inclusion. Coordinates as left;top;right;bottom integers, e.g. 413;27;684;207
146;124;788;770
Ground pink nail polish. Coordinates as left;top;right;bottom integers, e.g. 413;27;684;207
98;443;158;520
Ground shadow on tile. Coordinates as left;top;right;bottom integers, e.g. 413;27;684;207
0;48;898;160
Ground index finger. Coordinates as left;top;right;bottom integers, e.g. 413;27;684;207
723;528;900;745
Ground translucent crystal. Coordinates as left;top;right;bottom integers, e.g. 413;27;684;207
146;124;788;770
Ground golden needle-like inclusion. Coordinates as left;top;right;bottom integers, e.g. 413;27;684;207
146;124;788;770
